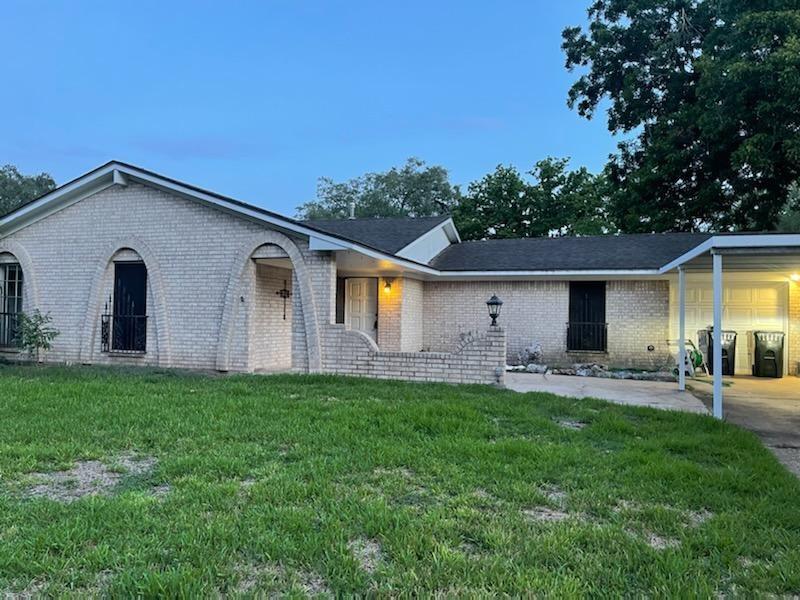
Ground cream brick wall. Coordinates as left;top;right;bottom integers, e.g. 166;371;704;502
377;276;401;351
0;182;316;371
250;264;293;371
790;281;800;375
400;277;424;352
375;276;425;352
321;324;505;385
423;279;670;369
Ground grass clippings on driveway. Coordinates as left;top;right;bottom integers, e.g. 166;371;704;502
0;365;798;597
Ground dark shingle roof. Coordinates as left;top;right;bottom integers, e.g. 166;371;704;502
302;215;451;255
430;233;713;271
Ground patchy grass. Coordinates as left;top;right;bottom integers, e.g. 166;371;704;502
0;365;798;597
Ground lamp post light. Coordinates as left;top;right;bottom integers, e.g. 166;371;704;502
486;294;503;327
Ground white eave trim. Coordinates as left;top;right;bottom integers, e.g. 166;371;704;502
659;234;800;273
395;217;460;262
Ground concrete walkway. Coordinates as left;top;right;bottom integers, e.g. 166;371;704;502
689;376;800;477
505;372;708;414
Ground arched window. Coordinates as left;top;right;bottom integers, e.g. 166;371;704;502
0;261;23;348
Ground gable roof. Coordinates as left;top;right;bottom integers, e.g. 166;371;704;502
302;215;451;255
0;161;446;270
7;160;782;277
429;233;714;272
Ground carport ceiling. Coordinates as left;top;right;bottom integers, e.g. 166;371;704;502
680;248;800;273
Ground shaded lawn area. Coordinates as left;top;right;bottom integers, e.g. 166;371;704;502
0;365;798;597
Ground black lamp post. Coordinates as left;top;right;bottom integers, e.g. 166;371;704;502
486;294;503;326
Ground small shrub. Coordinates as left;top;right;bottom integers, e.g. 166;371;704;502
15;310;60;363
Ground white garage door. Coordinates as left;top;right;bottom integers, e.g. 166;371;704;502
684;282;788;375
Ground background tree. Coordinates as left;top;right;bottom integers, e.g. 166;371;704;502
563;1;800;232
0;165;56;216
778;183;800;231
296;158;460;220
453;158;614;240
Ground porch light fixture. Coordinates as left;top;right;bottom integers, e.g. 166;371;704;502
383;278;393;293
792;273;800;282
486;294;503;326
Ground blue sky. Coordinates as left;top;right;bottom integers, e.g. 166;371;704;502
2;1;620;215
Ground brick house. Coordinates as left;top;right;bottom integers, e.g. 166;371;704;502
1;161;798;387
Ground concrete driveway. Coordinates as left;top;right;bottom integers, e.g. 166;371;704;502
505;372;708;414
689;376;800;477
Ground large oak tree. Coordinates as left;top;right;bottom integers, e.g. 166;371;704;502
563;0;800;232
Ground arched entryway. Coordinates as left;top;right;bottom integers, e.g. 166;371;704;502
216;231;321;372
79;237;171;366
0;241;39;350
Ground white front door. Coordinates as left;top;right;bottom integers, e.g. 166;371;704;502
346;278;378;340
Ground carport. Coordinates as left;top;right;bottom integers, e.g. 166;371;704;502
661;234;800;419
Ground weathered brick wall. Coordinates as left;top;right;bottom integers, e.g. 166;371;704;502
792;284;799;374
320;324;505;385
423;279;670;369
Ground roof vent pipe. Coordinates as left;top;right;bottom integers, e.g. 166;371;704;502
348;201;356;220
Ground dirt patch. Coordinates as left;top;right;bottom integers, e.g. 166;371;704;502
296;570;331;596
3;578;47;599
22;453;159;503
522;506;571;522
686;508;713;527
644;532;681;550
233;560;285;594
555;419;587;430
373;467;414;479
539;484;567;505
348;537;383;574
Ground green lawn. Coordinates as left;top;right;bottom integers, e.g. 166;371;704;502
0;365;798;597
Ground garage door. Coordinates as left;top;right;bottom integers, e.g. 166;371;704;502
684;282;788;375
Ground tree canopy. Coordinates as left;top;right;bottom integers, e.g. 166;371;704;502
298;156;611;241
0;165;56;217
296;158;459;220
453;158;613;240
563;0;800;232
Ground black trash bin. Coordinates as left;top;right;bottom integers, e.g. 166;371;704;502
753;331;784;378
707;328;737;376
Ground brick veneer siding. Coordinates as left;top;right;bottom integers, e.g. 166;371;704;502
250;264;293;371
790;281;800;375
423;279;670;369
321;325;505;385
376;276;425;353
400;277;424;352
0;182;322;372
377;276;401;351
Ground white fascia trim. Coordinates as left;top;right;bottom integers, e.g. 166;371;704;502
442;217;461;243
659;234;800;273
395;217;461;258
435;269;662;279
0;164;117;230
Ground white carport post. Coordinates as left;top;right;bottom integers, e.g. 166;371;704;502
712;251;723;419
678;266;686;391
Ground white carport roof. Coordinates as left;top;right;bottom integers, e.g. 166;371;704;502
662;233;800;420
